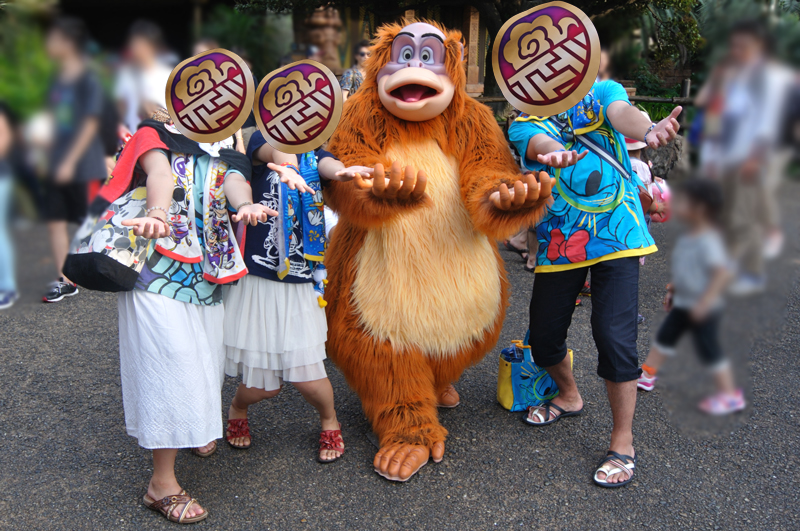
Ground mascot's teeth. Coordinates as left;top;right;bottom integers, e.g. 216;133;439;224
392;84;437;102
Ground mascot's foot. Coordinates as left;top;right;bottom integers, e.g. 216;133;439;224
373;441;446;482
374;444;432;482
437;384;460;408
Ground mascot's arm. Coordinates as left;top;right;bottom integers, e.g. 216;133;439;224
326;103;430;229
458;101;552;240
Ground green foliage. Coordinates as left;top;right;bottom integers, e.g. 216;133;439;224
0;6;53;119
634;64;680;96
200;4;293;78
640;1;702;68
696;0;800;67
633;67;681;121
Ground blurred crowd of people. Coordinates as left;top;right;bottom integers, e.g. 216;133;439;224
0;16;183;306
695;19;797;294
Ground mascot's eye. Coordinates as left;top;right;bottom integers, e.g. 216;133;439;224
399;45;414;62
420;47;434;64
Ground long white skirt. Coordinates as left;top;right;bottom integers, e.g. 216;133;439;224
118;290;225;449
224;275;328;391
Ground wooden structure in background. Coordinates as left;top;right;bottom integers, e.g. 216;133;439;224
304;7;344;75
302;5;489;97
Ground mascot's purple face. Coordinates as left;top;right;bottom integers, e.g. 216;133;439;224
377;22;456;122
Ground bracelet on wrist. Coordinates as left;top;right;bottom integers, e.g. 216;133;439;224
279;162;301;174
235;201;253;210
644;123;656;143
145;206;169;220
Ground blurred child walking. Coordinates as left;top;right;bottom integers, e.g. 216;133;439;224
638;179;745;415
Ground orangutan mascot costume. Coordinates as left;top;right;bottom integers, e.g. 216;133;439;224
325;20;552;482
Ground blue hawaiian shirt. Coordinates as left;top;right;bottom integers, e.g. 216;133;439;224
508;80;657;272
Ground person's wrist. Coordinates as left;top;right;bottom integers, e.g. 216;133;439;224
235;201;253;210
145;206;169;222
280;162;301;174
644;123;656;143
147;214;167;226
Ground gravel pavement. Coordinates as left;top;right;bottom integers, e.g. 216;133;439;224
1;182;799;531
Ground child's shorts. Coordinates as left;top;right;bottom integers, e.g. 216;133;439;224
654;307;723;366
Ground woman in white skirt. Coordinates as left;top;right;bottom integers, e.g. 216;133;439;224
224;131;370;462
116;119;274;524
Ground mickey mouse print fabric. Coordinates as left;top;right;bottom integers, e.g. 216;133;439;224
508;81;657;272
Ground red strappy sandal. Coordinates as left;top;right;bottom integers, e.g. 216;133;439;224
318;424;344;464
226;418;251;449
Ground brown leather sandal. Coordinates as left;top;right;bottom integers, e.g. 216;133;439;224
190;440;217;458
226;418;251;449
143;490;208;524
318;424;344;464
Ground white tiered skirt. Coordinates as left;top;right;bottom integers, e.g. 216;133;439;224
223;275;328;391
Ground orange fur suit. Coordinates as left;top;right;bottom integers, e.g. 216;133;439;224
325;20;552;482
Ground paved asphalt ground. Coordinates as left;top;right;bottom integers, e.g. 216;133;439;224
2;182;800;531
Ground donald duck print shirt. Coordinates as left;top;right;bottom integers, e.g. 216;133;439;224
243;131;329;284
508;80;657;273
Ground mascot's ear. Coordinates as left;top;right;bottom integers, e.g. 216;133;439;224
442;29;466;90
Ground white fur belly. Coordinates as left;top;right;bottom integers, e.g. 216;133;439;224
352;140;502;357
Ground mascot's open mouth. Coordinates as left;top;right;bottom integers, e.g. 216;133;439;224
390;83;439;103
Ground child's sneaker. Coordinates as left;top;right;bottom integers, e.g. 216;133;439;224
698;389;746;415
637;372;657;391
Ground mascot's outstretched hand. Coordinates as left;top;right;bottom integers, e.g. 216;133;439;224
354;161;427;201
489;171;552;211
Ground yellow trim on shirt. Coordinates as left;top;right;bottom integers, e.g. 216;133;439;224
534;245;658;273
514;115;548;122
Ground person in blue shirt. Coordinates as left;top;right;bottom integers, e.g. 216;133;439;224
508;80;681;487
